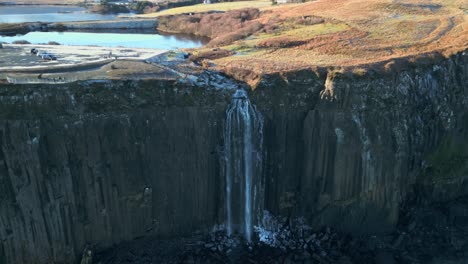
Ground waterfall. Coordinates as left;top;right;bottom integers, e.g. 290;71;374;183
224;89;264;242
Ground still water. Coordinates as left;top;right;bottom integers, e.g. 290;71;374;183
0;5;125;23
0;31;207;49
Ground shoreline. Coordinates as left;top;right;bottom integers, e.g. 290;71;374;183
0;0;84;6
0;43;172;84
0;18;158;36
0;44;167;71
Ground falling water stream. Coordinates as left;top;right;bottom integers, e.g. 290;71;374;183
224;89;264;242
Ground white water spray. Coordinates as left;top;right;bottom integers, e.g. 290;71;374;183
224;89;263;242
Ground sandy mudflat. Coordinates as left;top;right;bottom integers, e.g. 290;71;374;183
0;44;167;72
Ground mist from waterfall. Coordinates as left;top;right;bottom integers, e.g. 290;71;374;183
224;89;264;242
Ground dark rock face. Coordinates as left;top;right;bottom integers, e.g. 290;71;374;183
0;52;466;263
254;52;467;234
92;195;468;264
0;80;229;264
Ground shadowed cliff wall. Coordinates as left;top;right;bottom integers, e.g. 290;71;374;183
0;52;466;263
0;80;230;264
253;52;467;234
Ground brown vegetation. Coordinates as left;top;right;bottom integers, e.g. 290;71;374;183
209;21;263;47
152;0;466;85
207;0;467;82
257;37;307;48
0;23;31;35
12;40;31;45
90;2;130;14
286;16;325;26
53;23;68;31
188;49;235;64
143;6;160;14
157;8;263;45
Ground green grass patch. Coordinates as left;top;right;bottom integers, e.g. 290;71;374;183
282;22;349;38
249;22;349;44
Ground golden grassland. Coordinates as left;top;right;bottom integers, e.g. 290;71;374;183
151;0;467;78
139;1;272;17
5;0;465;80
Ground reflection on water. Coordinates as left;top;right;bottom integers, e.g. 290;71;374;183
0;5;127;23
157;31;210;46
0;31;206;49
70;29;211;44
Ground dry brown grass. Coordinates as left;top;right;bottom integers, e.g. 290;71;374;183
155;0;466;84
188;48;235;64
140;0;271;17
157;8;266;48
157;8;262;38
203;0;467;78
257;37;307;48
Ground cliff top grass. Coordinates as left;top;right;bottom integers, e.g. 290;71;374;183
139;0;272;17
150;0;467;83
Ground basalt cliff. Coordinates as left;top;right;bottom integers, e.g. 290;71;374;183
0;51;466;263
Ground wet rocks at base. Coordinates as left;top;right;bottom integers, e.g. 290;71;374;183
94;225;354;264
93;195;468;264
